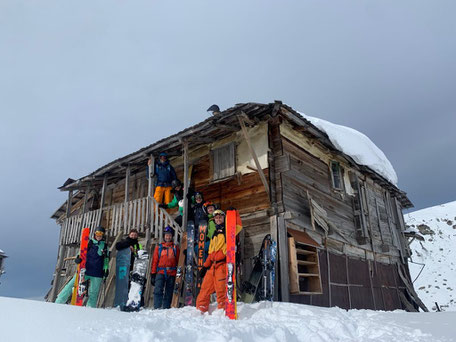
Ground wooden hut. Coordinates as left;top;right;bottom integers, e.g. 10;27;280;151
47;101;426;311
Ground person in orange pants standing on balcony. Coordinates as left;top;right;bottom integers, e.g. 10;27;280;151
195;209;242;313
147;152;177;205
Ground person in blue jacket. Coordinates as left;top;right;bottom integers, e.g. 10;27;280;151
55;226;109;307
147;152;177;205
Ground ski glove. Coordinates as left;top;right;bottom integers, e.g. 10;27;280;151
75;256;82;264
150;273;156;286
198;267;208;279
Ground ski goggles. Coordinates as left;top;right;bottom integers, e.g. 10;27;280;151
95;231;105;237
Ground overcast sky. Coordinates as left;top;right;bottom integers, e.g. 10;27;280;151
0;1;455;299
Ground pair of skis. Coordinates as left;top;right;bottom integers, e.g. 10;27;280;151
171;220;208;307
71;228;90;306
179;211;240;320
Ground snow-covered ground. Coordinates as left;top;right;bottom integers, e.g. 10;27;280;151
405;200;456;312
1;296;455;342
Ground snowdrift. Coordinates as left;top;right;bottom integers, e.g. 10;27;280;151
1;296;455;342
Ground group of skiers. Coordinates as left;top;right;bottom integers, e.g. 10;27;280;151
55;152;242;314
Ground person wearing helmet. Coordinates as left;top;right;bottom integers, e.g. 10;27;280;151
192;192;207;238
55;227;110;307
150;226;180;309
195;209;242;313
203;201;217;239
147;152;177;205
160;179;194;226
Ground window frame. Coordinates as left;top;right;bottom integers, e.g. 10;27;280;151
211;142;236;182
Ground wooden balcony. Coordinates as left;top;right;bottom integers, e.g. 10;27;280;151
60;196;182;246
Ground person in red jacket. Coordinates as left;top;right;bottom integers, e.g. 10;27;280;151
150;226;180;309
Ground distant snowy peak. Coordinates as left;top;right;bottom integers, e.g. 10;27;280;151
405;200;456;312
299;112;398;186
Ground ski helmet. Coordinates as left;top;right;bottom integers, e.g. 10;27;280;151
171;179;182;189
194;192;204;201
203;201;215;209
94;226;105;235
159;152;168;158
163;226;174;237
213;209;225;217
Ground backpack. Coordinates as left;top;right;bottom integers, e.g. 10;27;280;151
158;243;177;263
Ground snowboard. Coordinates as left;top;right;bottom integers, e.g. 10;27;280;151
195;220;208;298
184;220;195;306
71;227;90;306
240;234;271;303
225;210;238;320
171;232;187;308
114;247;131;309
124;249;149;312
260;234;277;302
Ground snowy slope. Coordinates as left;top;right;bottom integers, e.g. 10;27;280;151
405;200;456;312
299;112;398;186
1;297;456;342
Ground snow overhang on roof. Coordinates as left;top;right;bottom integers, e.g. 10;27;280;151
55;101;412;211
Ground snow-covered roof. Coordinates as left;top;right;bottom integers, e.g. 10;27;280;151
300;113;398;186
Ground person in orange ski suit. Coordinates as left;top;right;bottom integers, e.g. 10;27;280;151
195;209;242;313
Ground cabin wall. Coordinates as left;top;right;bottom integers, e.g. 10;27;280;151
278;121;403;262
274;120;412;310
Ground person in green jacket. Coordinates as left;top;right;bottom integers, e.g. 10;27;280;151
160;179;194;226
203;201;217;239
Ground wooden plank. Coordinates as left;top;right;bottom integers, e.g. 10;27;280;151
49;190;73;301
278;214;290;302
182;140;189;232
238;115;270;200
97;231;122;308
97;175;107;227
288;237;300;294
124;165;131;232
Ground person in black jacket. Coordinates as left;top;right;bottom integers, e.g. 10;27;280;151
115;228;143;270
55;226;109;307
192;192;208;239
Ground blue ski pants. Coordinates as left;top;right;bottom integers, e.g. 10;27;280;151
55;274;102;308
153;273;175;309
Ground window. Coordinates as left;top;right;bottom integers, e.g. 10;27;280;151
212;143;236;181
330;161;343;190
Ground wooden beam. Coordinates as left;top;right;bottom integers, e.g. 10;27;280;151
49;190;73;302
277;214;290;302
216;123;239;132
97;175;107;227
146;154;154;249
124;165;131;232
182;140;189;231
238;115;270;200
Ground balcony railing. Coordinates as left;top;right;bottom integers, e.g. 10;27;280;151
60;196;182;245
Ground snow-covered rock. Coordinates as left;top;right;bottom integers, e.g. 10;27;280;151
405;200;456;312
299;112;398;186
1;296;456;342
